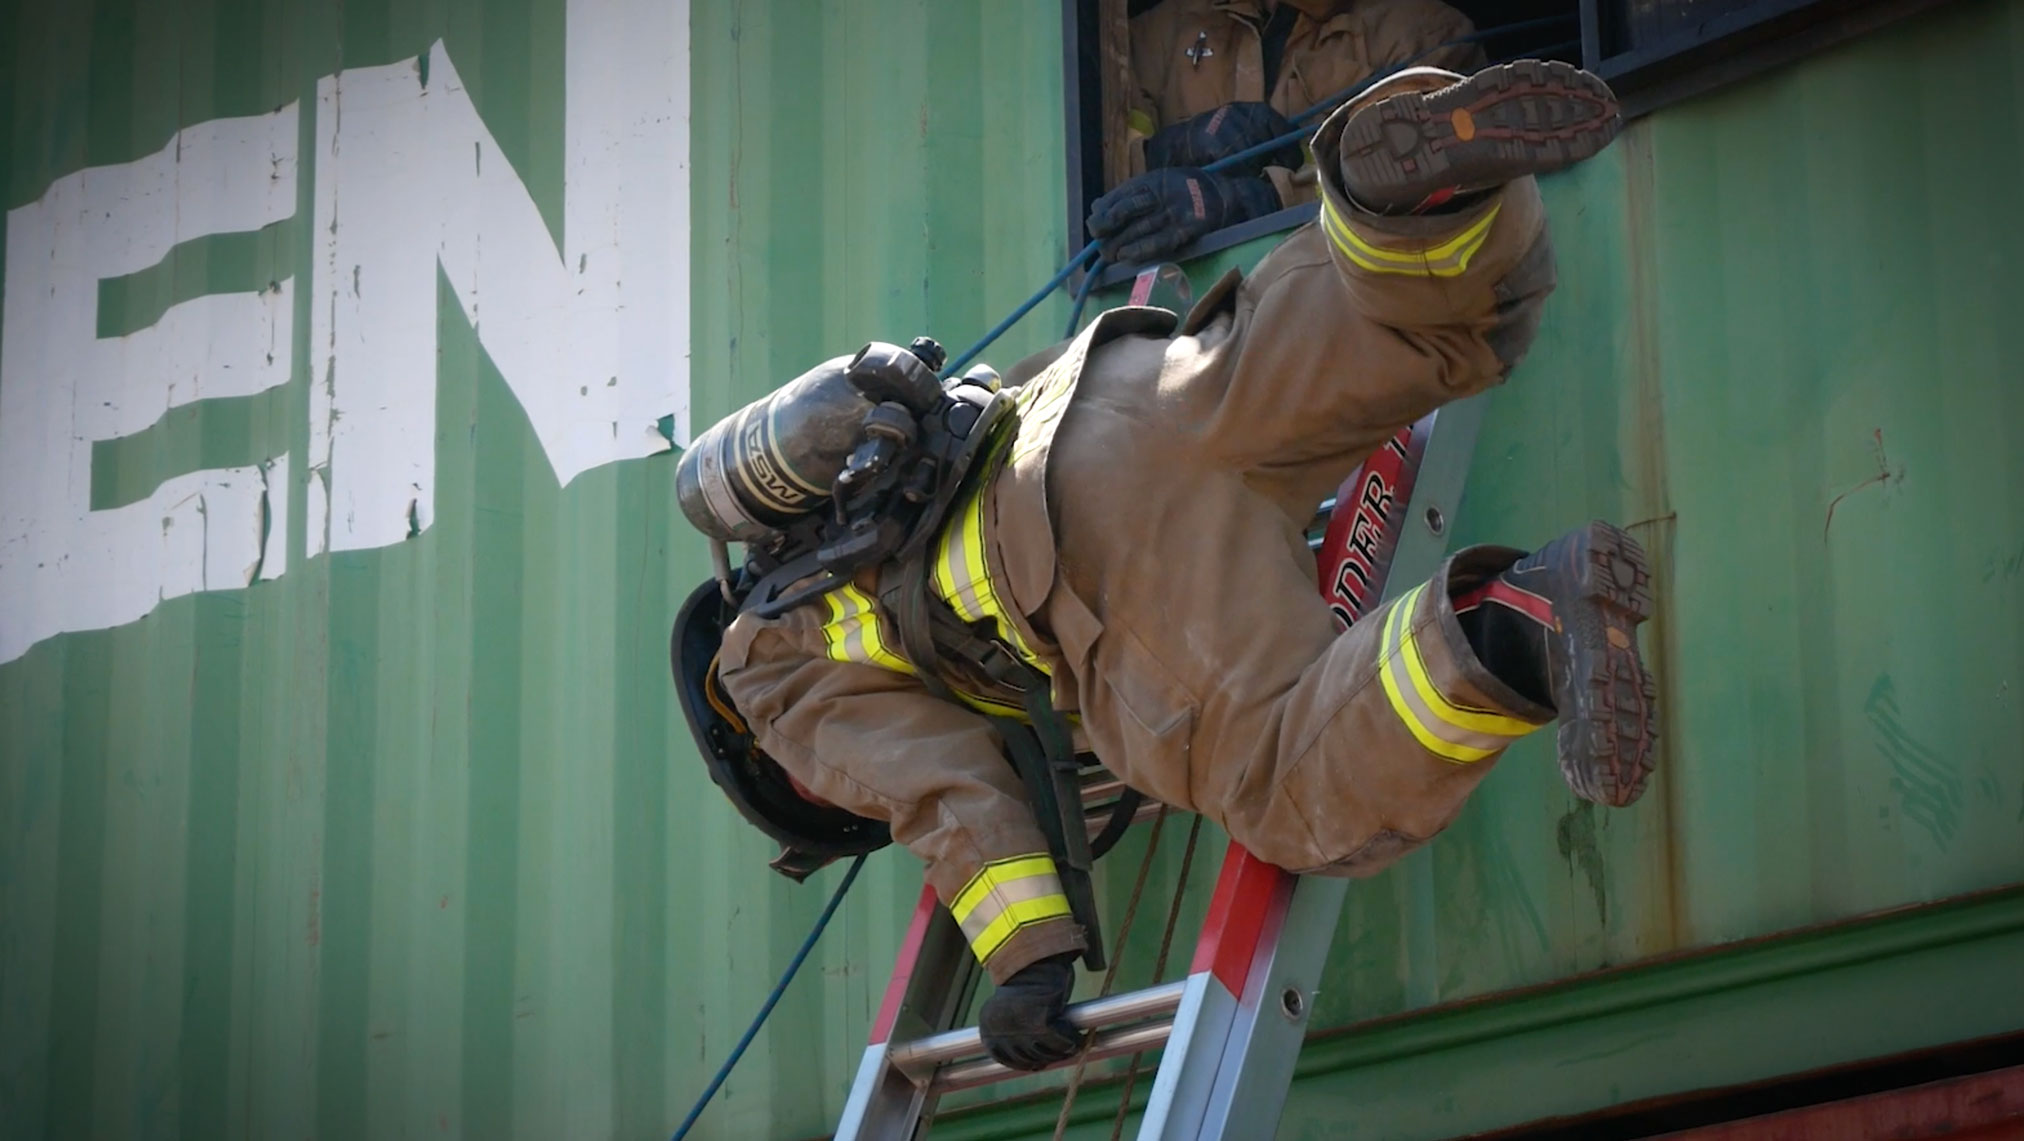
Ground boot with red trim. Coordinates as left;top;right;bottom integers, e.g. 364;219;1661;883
1341;59;1624;215
1454;520;1658;807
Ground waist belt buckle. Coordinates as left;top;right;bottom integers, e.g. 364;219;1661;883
972;637;1036;692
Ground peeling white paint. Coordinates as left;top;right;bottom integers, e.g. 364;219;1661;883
79;285;295;442
306;468;329;560
310;29;687;554
0;0;690;664
257;454;289;583
0;106;298;664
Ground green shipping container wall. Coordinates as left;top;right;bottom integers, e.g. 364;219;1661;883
1;2;2020;1141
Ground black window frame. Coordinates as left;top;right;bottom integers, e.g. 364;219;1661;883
1061;0;1957;287
1588;0;1959;117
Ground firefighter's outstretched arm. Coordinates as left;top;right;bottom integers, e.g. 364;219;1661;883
716;602;1088;1069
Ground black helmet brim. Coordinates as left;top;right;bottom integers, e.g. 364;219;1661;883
670;579;892;879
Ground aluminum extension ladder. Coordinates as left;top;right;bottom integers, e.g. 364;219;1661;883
833;393;1487;1141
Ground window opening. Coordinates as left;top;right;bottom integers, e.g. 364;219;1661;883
1062;0;1956;286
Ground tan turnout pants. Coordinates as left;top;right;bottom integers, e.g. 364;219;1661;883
721;69;1567;978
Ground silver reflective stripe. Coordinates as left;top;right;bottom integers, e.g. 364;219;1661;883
1376;587;1524;763
838;595;875;662
936;527;989;622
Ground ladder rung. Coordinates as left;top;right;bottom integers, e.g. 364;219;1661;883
1079;776;1128;801
1308;497;1337;534
1085;795;1165;834
888;979;1187;1081
930;1016;1177;1093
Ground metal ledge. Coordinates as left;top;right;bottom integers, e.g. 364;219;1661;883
925;886;2024;1141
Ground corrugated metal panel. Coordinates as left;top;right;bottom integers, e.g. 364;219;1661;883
685;1;1088;1133
977;0;2024;1134
884;0;2024;1132
1086;0;2024;1019
3;1;2021;1141
0;0;1074;1137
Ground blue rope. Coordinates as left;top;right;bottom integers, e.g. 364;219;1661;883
943;242;1100;378
1064;253;1108;338
669;853;869;1141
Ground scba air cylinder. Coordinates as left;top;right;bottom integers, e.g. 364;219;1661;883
677;342;956;545
675;356;869;544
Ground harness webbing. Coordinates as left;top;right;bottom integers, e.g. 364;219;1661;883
888;537;1110;973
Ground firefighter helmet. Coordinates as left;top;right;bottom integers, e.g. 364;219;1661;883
670;578;892;881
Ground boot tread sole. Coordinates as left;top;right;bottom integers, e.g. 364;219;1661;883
1544;520;1658;807
1342;60;1623;212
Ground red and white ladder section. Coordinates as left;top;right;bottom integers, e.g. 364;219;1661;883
833;395;1487;1140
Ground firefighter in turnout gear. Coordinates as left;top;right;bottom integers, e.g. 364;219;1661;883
694;62;1656;1072
1089;0;1487;265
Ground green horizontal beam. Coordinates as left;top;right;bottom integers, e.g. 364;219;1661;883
1293;885;2024;1076
928;888;2024;1141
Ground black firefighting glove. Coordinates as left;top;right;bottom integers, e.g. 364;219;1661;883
1144;101;1302;177
977;953;1085;1071
1086;167;1282;268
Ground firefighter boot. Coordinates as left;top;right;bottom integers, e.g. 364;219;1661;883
1340;60;1623;214
1454;521;1658;807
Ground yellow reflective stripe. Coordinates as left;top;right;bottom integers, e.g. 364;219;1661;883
952;855;1058;923
932;489;993;624
1321;196;1501;278
820;584;914;674
951;854;1073;964
1396;589;1542;739
819;590;851;660
818;575;1031;716
1323;197;1500;270
1376;591;1489;761
928;453;1049;676
1334;200;1500;265
970;895;1074;964
1376;585;1541;764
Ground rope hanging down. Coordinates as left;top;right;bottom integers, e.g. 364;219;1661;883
669;853;868;1141
1104;814;1206;1141
1039;811;1207;1141
1052;807;1173;1140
